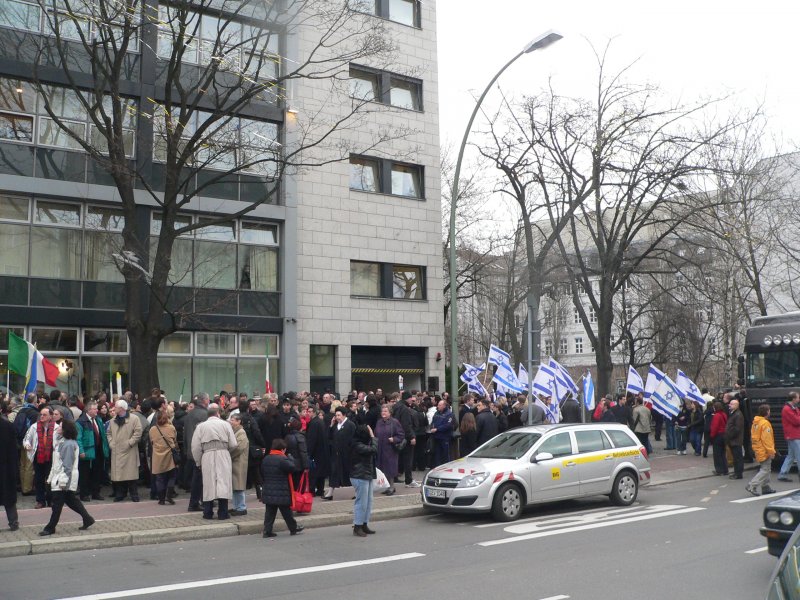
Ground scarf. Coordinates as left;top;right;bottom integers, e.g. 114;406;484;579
36;421;53;464
115;414;127;427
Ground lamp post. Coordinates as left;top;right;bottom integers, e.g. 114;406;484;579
448;30;563;422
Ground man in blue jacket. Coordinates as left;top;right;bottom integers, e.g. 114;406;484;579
430;400;454;467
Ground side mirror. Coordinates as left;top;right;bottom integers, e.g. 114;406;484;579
532;452;554;463
737;354;745;386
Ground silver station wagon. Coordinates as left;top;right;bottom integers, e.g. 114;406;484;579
422;423;652;521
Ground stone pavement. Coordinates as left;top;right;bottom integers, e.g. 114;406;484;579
0;443;764;558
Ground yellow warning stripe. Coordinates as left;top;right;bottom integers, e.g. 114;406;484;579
561;449;641;466
351;368;424;374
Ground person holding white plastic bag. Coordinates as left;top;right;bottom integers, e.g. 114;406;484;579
374;405;404;496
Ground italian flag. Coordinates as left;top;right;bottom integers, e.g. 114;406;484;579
8;331;59;392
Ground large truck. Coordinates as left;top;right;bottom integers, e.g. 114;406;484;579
741;312;800;456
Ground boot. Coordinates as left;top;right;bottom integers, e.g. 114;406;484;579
353;524;367;538
166;487;176;505
255;485;262;501
362;524;376;534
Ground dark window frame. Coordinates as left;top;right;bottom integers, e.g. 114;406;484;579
349;154;424;200
350;0;422;29
350;260;426;301
349;64;422;111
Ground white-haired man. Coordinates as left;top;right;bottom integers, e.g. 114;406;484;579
107;400;143;502
191;403;237;520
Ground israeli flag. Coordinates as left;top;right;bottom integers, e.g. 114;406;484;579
544;400;560;424
460;362;485;385
487;344;512;368
467;377;488;397
518;363;530;391
532;363;557;398
651;374;682;418
675;369;706;406
626;366;644;395
493;361;525;394
549;358;578;398
582;372;596;411
644;364;665;406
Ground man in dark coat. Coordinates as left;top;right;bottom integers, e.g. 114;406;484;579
326;406;356;499
561;396;581;423
183;394;209;511
475;398;499;446
392;392;418;487
260;439;303;538
726;398;745;479
0;416;19;530
430;400;454;467
305;407;331;497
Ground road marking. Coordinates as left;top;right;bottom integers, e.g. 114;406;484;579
701;497;711;503
539;596;570;600
474;503;642;528
731;489;799;504
710;490;719;495
54;552;426;600
746;546;768;554
478;507;705;547
503;505;688;535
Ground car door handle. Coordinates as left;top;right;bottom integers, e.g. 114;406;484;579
564;461;576;467
604;456;614;460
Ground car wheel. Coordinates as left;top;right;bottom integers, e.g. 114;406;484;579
491;483;523;521
610;471;638;506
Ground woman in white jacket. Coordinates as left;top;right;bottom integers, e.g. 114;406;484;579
39;420;95;536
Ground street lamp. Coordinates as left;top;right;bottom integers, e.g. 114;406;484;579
447;30;563;422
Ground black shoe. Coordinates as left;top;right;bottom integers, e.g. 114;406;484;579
166;497;175;505
353;524;366;538
38;529;54;536
158;499;165;505
79;518;95;530
729;474;743;480
229;510;247;516
762;487;777;494
263;531;277;538
131;497;140;503
80;496;91;502
187;505;202;512
202;514;214;520
362;524;376;534
9;523;19;532
218;514;230;521
92;494;104;501
291;524;305;536
385;487;396;496
113;497;126;502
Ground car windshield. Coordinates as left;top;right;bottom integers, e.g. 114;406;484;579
471;432;542;460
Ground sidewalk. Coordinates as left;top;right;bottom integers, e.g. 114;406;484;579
0;444;760;558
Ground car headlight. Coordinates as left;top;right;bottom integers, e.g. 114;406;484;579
766;510;780;524
457;472;490;488
780;511;795;526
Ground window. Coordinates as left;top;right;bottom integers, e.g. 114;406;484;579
574;307;581;324
196;332;236;355
557;312;566;327
31;328;78;352
0;0;41;32
159;332;192;355
575;429;612;453
351;260;425;300
351;261;381;297
349;155;424;199
575;337;583;354
84;205;124;282
589;305;597;323
558;338;568;355
350;0;420;28
350;156;379;192
349;65;422;110
544;339;553;356
83;329;127;353
606;429;637;448
537;432;573;458
392;265;422;299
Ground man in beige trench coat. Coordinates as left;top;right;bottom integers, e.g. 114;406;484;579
107;400;143;502
191;404;237;520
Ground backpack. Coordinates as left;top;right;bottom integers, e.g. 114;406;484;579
14;407;37;444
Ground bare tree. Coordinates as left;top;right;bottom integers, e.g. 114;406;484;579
7;0;405;392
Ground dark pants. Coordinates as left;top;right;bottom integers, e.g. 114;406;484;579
413;433;429;470
730;444;744;477
78;458;104;498
311;474;326;496
702;430;712;457
3;502;18;528
400;443;415;484
188;461;203;508
203;498;229;519
263;504;297;534
689;429;703;455
653;412;663;440
113;480;139;500
433;439;450;468
44;490;92;532
33;460;52;505
635;432;652;454
154;469;177;498
712;437;729;474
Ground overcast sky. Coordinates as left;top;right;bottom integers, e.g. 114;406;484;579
436;0;800;159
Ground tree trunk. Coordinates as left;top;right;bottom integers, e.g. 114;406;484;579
129;330;161;396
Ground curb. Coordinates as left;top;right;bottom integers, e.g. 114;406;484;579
649;463;760;488
0;504;426;558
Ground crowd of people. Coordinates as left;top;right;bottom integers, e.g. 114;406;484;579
1;383;795;538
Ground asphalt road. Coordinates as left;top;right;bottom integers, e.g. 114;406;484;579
1;477;790;600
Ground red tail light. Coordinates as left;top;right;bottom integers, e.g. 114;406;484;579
639;446;648;460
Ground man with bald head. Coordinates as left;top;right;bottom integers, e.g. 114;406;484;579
726;398;745;480
191;403;238;520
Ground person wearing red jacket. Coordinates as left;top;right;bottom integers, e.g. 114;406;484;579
778;392;800;481
710;401;729;476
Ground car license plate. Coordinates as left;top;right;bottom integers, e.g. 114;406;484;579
426;489;446;499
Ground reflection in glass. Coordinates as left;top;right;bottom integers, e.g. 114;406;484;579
238;245;277;291
0;222;28;276
31;328;79;352
351;261;380;296
392;265;422;299
196;332;236;355
30;226;81;279
350;157;379;192
194;240;236;289
391;164;421;197
390;78;420;110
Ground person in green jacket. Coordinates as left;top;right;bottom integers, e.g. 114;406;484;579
76;402;110;501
